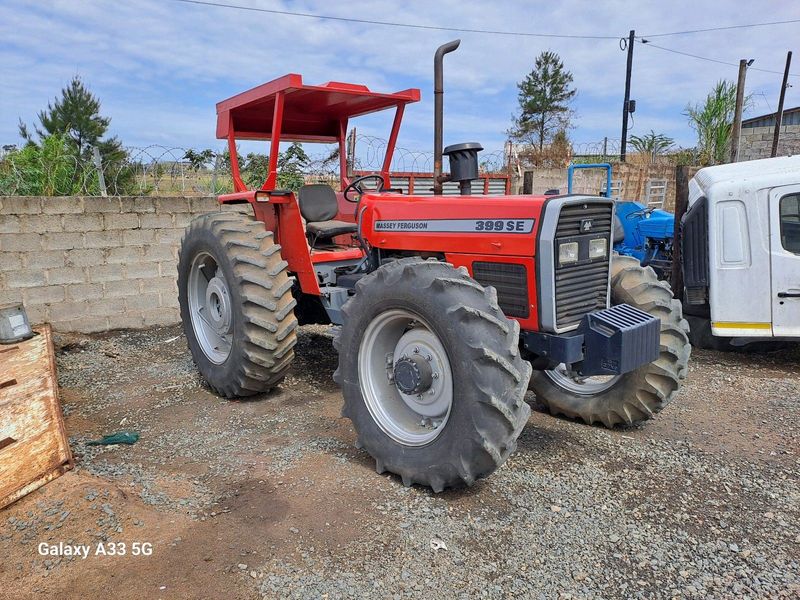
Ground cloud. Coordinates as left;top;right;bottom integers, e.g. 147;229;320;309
1;0;799;154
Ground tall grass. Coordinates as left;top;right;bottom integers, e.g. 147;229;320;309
684;80;748;166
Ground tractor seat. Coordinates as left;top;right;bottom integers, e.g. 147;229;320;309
298;184;358;240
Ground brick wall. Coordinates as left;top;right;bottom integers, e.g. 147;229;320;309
0;196;227;333
739;124;800;162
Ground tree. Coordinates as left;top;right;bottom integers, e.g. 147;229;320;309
684;80;749;166
17;76;136;194
219;142;310;192
276;142;310;191
629;130;675;163
19;76;123;162
183;149;215;171
510;51;576;150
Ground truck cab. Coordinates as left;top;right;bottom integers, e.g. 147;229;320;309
682;155;800;341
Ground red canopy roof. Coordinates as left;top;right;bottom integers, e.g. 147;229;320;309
216;74;420;143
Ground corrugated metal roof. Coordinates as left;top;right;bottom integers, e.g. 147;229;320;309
742;106;800;128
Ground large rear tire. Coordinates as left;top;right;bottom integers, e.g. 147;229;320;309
334;258;531;492
177;212;298;397
529;254;690;427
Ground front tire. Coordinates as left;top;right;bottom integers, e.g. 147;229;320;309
529;254;690;427
177;212;298;397
334;258;531;492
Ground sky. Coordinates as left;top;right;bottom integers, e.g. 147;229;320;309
1;0;799;161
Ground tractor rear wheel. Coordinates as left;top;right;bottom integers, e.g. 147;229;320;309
177;212;298;397
334;257;531;492
529;254;690;428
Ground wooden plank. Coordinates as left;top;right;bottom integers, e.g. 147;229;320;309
0;325;73;509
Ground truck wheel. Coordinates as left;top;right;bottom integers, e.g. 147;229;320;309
177;212;298;397
529;254;690;428
334;257;531;492
685;315;737;351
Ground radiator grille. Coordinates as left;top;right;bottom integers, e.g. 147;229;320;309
554;203;613;329
555;203;614;237
472;262;529;318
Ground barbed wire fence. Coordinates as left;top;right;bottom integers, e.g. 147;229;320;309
0;134;510;197
0;134;697;197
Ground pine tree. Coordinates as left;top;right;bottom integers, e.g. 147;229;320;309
19;76;124;163
510;51;576;150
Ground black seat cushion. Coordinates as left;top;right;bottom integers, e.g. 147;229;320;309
298;184;357;240
306;220;357;238
298;184;338;222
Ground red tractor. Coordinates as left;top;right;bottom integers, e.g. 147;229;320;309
178;41;690;491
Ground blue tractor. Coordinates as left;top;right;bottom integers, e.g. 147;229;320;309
563;163;675;279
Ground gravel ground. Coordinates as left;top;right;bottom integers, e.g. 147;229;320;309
0;325;798;599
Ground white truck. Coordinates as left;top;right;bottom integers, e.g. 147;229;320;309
680;155;800;348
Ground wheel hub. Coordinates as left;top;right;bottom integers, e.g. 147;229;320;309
393;329;450;418
205;276;232;335
187;252;234;365
393;355;433;395
358;309;454;446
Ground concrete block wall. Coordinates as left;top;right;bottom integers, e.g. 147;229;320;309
513;163;697;212
0;196;227;333
739;125;800;162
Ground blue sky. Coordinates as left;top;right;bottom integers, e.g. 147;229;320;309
2;0;799;160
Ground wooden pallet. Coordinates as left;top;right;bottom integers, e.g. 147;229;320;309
0;325;73;509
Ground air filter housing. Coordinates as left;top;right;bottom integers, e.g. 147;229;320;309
443;142;483;194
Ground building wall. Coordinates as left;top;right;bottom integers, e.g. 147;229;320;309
739;124;800;162
0;196;232;333
512;163;699;212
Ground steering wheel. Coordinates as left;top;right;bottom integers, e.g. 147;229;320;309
627;206;655;220
343;174;386;203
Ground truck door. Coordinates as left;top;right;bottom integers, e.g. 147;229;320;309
770;186;800;336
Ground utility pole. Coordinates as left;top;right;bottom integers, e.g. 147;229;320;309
730;59;750;163
772;51;793;158
620;30;635;162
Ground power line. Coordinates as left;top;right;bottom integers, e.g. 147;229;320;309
168;0;619;39
171;1;800;41
167;0;800;77
640;40;800;77
643;18;800;38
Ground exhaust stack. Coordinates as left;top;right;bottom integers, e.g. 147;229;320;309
433;39;460;195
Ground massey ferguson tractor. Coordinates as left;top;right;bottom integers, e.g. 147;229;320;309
178;41;690;491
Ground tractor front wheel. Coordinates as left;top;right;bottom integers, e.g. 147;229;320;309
529;254;690;427
334;257;531;492
177;212;298;397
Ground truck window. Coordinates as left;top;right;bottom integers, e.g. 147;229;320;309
781;193;800;254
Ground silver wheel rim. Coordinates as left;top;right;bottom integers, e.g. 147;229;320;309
359;309;453;446
544;363;621;395
188;251;233;364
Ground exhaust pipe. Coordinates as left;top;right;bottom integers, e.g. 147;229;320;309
433;39;460;195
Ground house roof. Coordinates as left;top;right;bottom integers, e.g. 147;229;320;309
216;74;420;143
742;106;800;128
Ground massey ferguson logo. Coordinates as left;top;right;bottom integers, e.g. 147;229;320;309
580;218;594;232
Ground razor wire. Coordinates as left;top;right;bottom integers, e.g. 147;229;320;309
1;135;641;197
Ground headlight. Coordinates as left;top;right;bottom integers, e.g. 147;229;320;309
589;238;608;259
558;241;579;265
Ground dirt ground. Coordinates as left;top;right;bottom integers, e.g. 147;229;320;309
1;325;798;599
